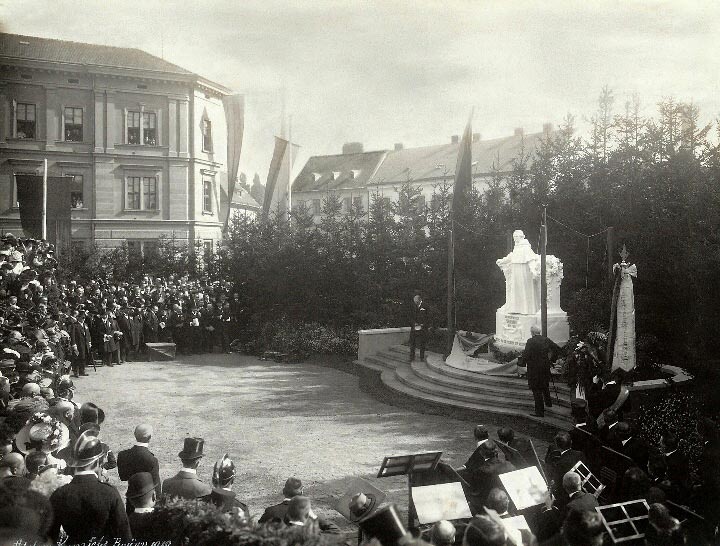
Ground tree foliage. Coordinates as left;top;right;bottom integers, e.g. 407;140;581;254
219;93;720;365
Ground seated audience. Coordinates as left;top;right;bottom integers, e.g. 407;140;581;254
560;508;605;546
562;471;599;514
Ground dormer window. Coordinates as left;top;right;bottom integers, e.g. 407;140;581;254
331;171;341;180
350;169;361;179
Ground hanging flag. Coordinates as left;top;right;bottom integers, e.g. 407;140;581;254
222;94;245;231
262;136;300;219
15;174;71;248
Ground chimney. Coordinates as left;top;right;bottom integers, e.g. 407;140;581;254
451;135;459;144
472;133;481;143
514;127;524;137
394;143;403;151
543;123;554;136
342;142;363;154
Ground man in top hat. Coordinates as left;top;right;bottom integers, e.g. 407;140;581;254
259;477;341;533
126;472;162;541
48;429;131;544
162;437;212;500
117;424;161;509
209;454;249;518
68;308;92;377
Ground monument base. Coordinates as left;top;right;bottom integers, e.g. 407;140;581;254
494;310;569;353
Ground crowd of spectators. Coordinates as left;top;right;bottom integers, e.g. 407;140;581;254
0;232;717;545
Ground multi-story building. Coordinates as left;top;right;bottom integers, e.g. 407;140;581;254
0;33;234;254
292;128;551;219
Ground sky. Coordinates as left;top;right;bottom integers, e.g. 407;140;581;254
2;0;719;183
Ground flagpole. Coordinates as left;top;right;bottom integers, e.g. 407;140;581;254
446;217;455;356
288;115;292;218
541;205;548;336
42;158;48;240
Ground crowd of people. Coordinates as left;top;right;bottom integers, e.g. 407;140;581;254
0;232;717;545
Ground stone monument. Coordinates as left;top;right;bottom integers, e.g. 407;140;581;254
494;230;569;353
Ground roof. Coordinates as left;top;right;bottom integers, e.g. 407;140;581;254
293;150;387;193
370;131;545;185
1;32;199;78
230;188;261;210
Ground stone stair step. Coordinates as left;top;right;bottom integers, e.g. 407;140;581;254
410;361;572;408
380;369;572;431
394;367;571;423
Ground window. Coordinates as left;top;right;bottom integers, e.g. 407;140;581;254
202;119;212;152
343;197;352;213
127;240;141;258
203;179;213;213
127;240;159;258
143;112;156;145
126;110;157;145
125;176;157;210
353;196;363;209
203;240;213;257
69;174;84;209
64;107;83;142
127;111;141;144
15;103;36;139
312;199;321;215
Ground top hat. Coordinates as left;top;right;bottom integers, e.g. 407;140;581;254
127;471;157;499
359;504;407;546
178;437;205;460
69;429;108;468
349;492;378;522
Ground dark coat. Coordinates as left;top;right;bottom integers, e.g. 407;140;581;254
69;320;92;360
115;312;133;347
49;474;131;545
410;301;429;330
143;311;159;343
589;382;624;419
128;511;164;541
96;316;119;353
162;470;212;500
117;445;162;496
210;488;249;517
522;334;557;390
620;437;649;470
565;490;599;514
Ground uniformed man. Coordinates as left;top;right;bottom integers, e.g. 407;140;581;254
49;429;131;544
209;454;249;518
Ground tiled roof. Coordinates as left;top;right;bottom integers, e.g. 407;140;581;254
370;131;545;185
230;188;261;209
0;33;193;75
293;150;387;192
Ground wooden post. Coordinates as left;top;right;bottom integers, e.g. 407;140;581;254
606;226;615;280
540;207;548;337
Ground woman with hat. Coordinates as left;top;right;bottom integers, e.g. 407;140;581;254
15;411;71;472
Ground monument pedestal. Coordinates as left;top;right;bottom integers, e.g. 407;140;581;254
494;309;569;353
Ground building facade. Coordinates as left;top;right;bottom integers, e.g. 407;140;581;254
0;33;233;254
292;128;550;220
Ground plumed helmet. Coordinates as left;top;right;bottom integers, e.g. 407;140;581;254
69;428;108;468
212;453;236;487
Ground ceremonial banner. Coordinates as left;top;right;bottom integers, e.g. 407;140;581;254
262;136;300;219
222;94;245;231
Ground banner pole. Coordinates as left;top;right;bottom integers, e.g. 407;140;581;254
42;158;48;240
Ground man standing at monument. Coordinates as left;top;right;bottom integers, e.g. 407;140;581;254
522;325;559;418
409;293;428;362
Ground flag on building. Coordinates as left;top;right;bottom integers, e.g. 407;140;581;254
262;136;300;219
222;94;245;231
451;114;473;225
15;174;72;248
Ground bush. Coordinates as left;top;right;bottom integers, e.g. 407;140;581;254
149;497;342;546
253;319;359;357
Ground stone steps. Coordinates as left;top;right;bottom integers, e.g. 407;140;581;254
357;344;574;434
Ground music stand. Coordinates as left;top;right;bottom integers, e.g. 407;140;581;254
596;499;650;544
377;451;443;529
570;460;605;498
495;439;528;468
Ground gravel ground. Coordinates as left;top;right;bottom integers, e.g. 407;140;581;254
75;353;549;532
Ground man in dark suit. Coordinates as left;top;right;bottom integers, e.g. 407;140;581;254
568;399;601;469
49;429;131;544
598;409;621;449
117;424;161;511
461;440;515;512
589;368;627;420
521;325;559;417
616;422;649;470
563;471;599;514
126;471;163;541
258;477;341;533
409;293;428;362
162;437;212;500
661;430;691;502
69;309;92;377
115;305;133;363
545;432;584;507
98;309;120;367
496;427;534;469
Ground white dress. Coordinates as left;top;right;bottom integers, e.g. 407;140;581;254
612;263;637;371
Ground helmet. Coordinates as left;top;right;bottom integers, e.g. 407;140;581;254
212;453;236;487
